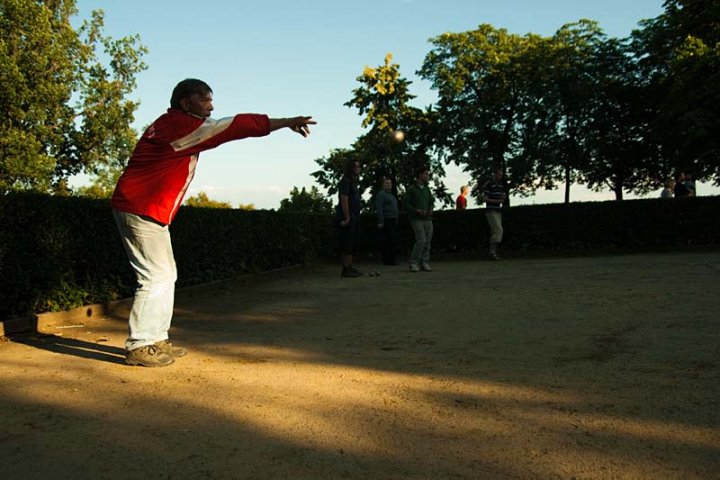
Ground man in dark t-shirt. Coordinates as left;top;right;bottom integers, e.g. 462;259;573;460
673;172;690;198
337;159;362;277
482;168;506;260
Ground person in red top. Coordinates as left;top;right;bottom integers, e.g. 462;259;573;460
455;185;468;210
111;78;316;367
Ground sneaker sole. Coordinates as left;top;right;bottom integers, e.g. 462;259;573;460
125;356;175;367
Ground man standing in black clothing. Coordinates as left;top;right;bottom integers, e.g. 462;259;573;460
673;172;691;198
483;167;506;260
376;177;399;265
337;159;363;277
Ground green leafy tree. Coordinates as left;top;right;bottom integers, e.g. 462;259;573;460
577;36;664;200
313;54;449;207
419;20;687;202
542;21;608;202
76;168;122;199
184;192;232;209
0;0;147;194
631;0;720;183
278;186;332;214
418;25;550;205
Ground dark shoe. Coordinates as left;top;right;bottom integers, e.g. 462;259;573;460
125;344;174;367
488;254;502;261
341;267;362;278
155;339;187;358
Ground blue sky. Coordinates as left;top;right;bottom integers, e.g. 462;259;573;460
73;0;688;209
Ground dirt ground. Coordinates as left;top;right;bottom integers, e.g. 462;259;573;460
1;251;719;480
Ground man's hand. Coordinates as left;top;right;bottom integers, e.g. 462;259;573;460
269;116;316;137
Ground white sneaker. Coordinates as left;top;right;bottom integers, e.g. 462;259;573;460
409;263;420;272
421;262;432;272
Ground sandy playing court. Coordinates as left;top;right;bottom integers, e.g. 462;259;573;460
1;252;718;479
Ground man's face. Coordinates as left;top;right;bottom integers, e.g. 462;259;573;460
494;170;504;181
383;179;392;191
419;171;429;183
181;92;214;118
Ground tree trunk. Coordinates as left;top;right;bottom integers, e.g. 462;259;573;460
614;177;624;201
564;164;571;204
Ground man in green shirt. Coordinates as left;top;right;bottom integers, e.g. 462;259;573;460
404;167;435;272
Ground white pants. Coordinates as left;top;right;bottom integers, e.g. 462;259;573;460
410;219;433;265
113;211;177;350
486;211;503;244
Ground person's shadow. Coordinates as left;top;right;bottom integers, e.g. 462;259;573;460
10;333;126;365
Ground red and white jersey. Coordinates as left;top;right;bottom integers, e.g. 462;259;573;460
111;108;270;224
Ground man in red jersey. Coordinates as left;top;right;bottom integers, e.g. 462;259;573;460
455;185;468;210
111;78;315;367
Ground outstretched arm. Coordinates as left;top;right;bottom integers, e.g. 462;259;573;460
269;116;316;137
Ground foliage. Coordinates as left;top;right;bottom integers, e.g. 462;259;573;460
279;186;333;214
417;10;719;203
542;21;606;201
419;25;562;205
76;168;122;199
0;193;336;318
630;0;720;184
184;191;232;209
312;54;450;208
4;192;719;318
0;0;147;194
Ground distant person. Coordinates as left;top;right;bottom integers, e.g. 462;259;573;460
455;184;473;252
482;167;506;260
404;167;435;272
660;178;675;199
111;78;315;367
376;177;399;265
673;172;691;198
684;174;696;197
337;159;363;278
456;185;469;210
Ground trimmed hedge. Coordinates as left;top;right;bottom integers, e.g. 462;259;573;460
1;193;718;319
0;193;334;318
359;195;720;255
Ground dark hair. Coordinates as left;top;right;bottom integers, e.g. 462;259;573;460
343;159;359;177
343;159;359;188
170;79;213;109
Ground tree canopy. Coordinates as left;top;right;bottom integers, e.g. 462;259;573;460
412;1;720;202
0;0;147;194
312;54;450;209
3;1;717;205
184;192;232;209
279;186;333;214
